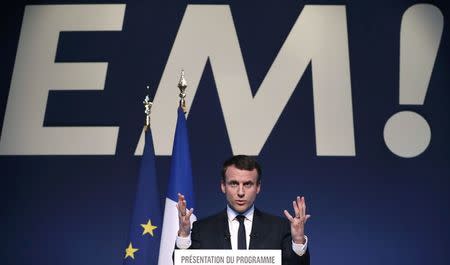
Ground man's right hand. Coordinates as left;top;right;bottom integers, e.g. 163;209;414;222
176;193;194;238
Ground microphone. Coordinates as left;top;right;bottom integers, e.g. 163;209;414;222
224;232;231;240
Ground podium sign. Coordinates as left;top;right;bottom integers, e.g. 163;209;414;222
174;249;281;265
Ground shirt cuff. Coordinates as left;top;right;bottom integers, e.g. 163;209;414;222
292;235;308;256
176;234;192;249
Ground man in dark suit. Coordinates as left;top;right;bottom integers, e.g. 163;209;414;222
176;155;310;265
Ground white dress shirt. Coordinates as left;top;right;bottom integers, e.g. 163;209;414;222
176;205;308;256
227;204;254;249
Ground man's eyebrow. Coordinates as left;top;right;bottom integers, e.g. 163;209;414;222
243;181;254;185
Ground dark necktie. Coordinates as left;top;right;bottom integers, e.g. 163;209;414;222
236;215;246;249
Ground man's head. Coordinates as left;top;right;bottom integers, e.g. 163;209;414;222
221;155;262;213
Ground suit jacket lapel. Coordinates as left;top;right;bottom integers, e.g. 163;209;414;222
249;208;263;249
218;209;232;249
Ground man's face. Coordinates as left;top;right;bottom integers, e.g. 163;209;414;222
221;165;261;213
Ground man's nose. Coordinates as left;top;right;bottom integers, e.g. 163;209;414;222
237;184;245;197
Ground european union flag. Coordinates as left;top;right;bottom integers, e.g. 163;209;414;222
158;107;197;265
123;129;162;265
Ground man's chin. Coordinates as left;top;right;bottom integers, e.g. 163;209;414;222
229;204;251;214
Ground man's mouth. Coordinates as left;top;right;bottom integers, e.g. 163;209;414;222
236;200;246;205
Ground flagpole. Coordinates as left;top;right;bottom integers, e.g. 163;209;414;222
158;70;197;265
123;88;162;265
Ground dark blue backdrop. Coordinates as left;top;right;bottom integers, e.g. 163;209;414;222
1;1;449;265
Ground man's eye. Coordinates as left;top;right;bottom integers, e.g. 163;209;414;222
244;183;253;188
229;183;238;187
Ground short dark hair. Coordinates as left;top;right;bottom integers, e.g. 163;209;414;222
221;155;262;184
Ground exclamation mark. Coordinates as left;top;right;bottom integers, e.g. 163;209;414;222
384;4;443;158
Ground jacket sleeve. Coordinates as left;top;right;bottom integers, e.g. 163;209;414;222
190;220;202;249
281;220;310;265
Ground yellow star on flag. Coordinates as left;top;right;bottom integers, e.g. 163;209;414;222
124;242;139;259
141;219;158;236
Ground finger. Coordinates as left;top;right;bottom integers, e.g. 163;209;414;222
302;197;307;217
296;196;304;218
293;200;300;218
186;208;194;219
304;214;311;224
176;203;185;218
178;194;186;209
179;194;186;205
178;193;184;202
283;210;295;222
178;196;187;215
181;200;187;215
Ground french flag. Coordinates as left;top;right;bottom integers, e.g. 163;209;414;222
158;107;196;265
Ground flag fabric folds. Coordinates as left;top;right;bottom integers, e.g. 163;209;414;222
123;130;162;265
158;107;197;265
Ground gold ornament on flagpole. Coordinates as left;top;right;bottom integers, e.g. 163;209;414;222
143;85;153;131
178;70;187;113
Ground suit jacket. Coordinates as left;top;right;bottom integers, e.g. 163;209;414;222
189;208;310;265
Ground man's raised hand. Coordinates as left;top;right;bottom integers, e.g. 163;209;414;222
176;193;194;237
283;196;311;244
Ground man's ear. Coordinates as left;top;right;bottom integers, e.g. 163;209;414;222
221;181;226;194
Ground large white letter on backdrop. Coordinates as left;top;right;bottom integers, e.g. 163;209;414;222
137;5;355;156
0;4;125;155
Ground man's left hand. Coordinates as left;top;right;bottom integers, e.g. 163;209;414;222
283;196;311;244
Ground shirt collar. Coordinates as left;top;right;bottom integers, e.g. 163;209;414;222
227;204;254;222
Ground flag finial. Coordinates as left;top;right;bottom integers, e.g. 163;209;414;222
143;85;153;131
178;70;187;113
